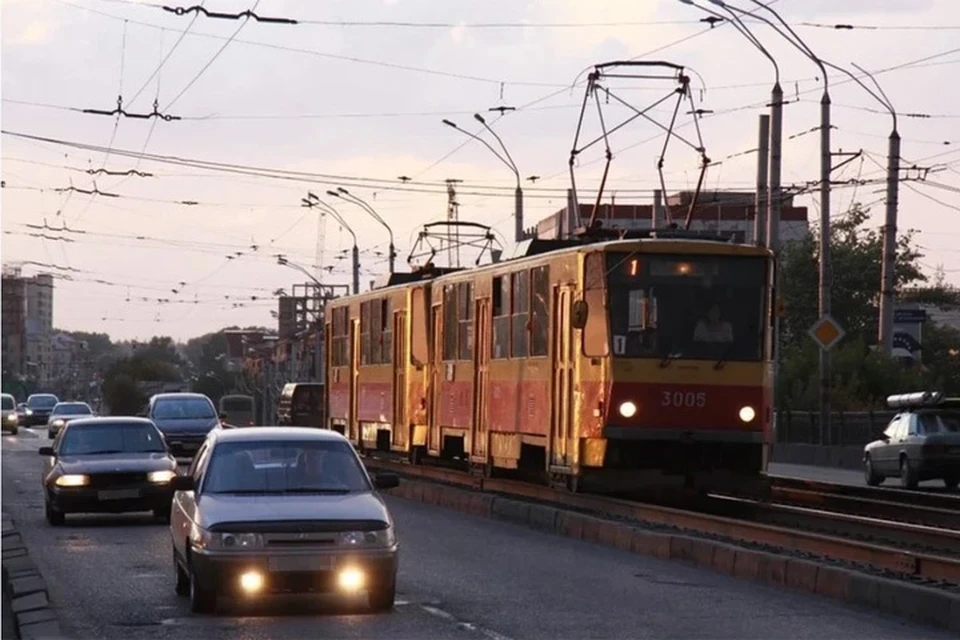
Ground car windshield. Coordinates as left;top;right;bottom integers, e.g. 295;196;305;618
1;396;14;411
53;403;92;416
604;252;768;362
919;413;960;434
28;395;58;408
59;423;167;456
153;398;215;420
203;440;371;494
221;397;253;412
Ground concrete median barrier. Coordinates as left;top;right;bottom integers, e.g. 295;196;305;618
2;511;66;639
386;478;960;633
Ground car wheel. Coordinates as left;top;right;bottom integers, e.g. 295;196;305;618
899;456;919;489
9;427;17;436
45;502;65;526
944;477;959;491
47;429;54;439
864;455;882;486
174;550;189;597
189;559;217;613
153;507;171;524
368;581;396;613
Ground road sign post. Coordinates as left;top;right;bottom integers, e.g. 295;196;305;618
809;314;845;352
808;314;845;446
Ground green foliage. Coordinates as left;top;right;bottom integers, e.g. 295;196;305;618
100;355;182;415
778;203;960;410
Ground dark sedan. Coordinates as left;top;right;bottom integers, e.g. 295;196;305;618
145;393;223;458
24;393;59;427
40;417;180;525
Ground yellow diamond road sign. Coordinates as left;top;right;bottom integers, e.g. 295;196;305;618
809;314;845;351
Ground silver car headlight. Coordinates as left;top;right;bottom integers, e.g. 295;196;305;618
213;532;263;550
339;525;395;548
51;419;65;428
5;414;16;424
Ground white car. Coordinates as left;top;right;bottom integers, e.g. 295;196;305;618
47;402;95;439
1;394;18;435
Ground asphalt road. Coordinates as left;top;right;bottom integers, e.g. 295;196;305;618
768;462;960;494
3;428;953;640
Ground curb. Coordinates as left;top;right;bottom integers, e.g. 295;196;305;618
2;512;67;639
387;479;960;633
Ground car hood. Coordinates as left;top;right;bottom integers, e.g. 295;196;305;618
58;453;175;474
152;417;219;434
197;491;390;529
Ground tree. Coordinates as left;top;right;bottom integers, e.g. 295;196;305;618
780;203;926;347
777;203;936;410
100;355;182;415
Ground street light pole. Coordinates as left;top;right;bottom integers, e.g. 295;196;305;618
303;193;360;294
442;115;524;243
328;188;396;274
723;0;834;442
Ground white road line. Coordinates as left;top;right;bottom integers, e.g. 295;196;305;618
421;605;515;640
420;604;457;621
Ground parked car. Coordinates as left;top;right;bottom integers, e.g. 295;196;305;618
169;427;399;613
46;401;95;439
864;392;960;490
1;394;19;434
24;393;60;427
39;417;179;525
143;393;224;458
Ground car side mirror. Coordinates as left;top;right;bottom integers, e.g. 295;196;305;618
170;475;195;491
373;472;400;490
219;412;228;421
38;446;55;457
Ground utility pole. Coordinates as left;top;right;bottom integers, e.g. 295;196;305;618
880;129;901;353
302;193;359;294
755;114;770;247
445;179;462;267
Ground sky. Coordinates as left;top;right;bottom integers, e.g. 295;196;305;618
2;0;959;341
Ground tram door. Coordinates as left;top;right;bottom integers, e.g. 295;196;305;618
551;285;574;467
429;305;443;456
393;310;407;449
349;318;360;444
471;298;490;461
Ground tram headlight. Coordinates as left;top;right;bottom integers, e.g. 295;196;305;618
738;406;756;423
619;401;638;418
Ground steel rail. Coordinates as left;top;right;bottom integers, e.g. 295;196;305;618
363;456;960;585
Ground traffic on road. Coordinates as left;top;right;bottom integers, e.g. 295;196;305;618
3;423;952;640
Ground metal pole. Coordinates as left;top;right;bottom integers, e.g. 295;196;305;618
351;245;360;294
388;242;396;275
514;185;524;243
767;83;783;253
653;189;663;229
879;130;901;355
755;114;770;247
819;90;832;445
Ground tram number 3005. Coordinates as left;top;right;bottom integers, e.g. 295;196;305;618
661;391;707;408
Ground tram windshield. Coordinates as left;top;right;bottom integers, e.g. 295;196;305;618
605;252;768;362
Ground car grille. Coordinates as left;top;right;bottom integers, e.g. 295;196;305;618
210;519;387;534
88;473;147;488
263;532;339;548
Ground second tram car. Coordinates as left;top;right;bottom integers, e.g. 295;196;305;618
325;236;775;493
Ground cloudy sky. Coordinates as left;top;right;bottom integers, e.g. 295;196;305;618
2;0;959;341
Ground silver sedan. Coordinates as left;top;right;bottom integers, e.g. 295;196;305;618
169;426;400;614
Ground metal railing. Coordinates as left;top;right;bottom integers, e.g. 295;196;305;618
775;410;895;447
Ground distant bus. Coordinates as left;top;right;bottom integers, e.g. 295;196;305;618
219;394;256;427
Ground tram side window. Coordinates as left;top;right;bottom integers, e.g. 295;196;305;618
379;298;392;365
442;285;459;361
360;301;372;365
492;276;511;360
530;266;549;357
331;307;349;367
582;252;609;357
457;282;473;360
359;299;392;365
512;271;530;358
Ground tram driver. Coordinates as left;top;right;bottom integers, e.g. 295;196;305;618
693;303;733;344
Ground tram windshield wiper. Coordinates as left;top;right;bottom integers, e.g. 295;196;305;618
659;352;681;368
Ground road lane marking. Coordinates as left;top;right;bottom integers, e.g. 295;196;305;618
420;604;514;640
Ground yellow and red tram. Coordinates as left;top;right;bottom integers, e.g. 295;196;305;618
325;236;775;493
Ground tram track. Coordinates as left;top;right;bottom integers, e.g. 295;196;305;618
362;455;960;587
